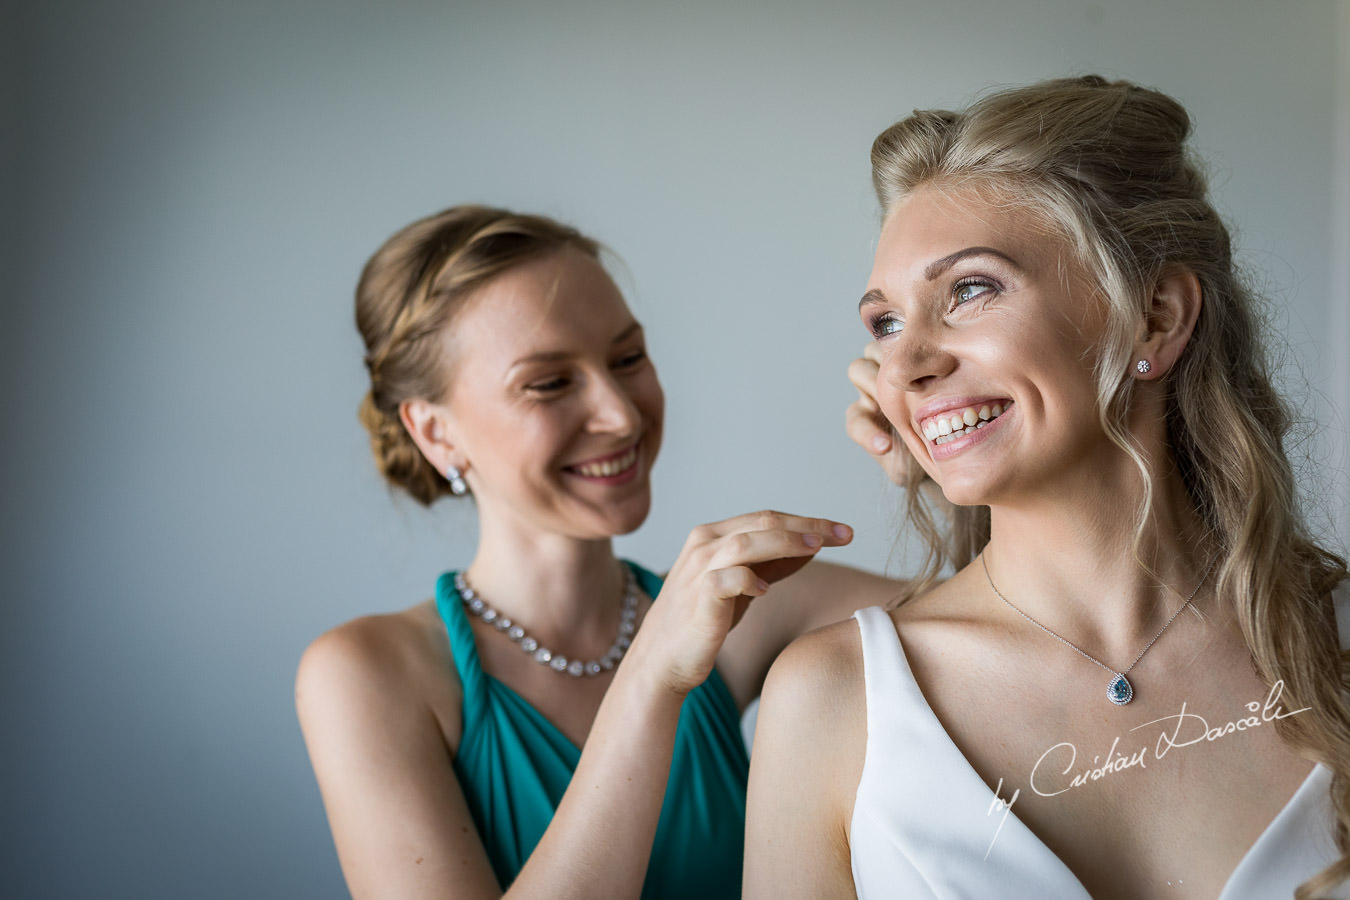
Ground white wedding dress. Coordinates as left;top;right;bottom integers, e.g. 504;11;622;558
847;584;1350;899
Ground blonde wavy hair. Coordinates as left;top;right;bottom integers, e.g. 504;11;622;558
870;76;1350;898
356;205;600;505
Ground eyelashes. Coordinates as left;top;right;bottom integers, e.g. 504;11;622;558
614;349;648;369
524;348;649;395
864;277;1002;339
867;312;903;339
952;277;998;306
525;376;570;394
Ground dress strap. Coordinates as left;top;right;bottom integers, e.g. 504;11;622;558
851;606;915;741
435;572;489;727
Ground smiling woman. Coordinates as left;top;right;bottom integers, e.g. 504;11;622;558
296;206;899;899
402;246;664;541
861;184;1124;507
744;77;1350;900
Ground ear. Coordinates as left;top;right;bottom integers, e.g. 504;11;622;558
1132;266;1202;380
398;397;468;478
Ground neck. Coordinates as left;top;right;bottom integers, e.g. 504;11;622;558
980;453;1214;662
464;507;628;641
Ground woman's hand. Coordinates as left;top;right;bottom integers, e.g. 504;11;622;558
631;511;852;696
845;342;912;486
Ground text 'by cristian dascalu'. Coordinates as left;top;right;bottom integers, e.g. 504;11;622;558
982;680;1310;859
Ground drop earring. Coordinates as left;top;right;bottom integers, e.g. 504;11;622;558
446;465;469;496
1135;359;1152;375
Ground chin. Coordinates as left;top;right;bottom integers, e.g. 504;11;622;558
570;490;652;541
931;473;990;509
609;492;652;536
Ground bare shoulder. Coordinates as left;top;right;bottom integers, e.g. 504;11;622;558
297;603;501;897
756;617;867;791
298;602;447;688
744;619;865;898
756;617;867;754
296;601;461;748
768;615;866;693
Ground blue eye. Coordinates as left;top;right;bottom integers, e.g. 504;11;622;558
869;314;903;339
953;279;996;306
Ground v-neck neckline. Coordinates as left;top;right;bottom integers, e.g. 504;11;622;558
873;609;1327;898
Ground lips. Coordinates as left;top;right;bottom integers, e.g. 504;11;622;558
564;443;640;479
918;401;1012;445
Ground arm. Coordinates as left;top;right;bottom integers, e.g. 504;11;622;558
296;616;502;898
717;560;900;707
298;615;676;900
497;511;854;898
743;623;866;898
298;511;851;900
716;344;923;704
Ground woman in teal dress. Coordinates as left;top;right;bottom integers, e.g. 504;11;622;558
296;205;901;898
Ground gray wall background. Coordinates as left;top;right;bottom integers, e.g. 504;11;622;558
4;1;1347;897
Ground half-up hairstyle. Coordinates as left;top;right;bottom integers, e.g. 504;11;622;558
356;205;600;505
870;76;1349;897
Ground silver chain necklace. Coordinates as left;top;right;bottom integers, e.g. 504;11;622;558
455;566;639;678
980;552;1214;706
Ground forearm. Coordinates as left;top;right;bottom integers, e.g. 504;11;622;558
506;643;684;899
510;512;853;898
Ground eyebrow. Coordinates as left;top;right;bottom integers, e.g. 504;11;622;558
924;246;1020;280
858;289;886;313
858;246;1022;312
508;322;644;369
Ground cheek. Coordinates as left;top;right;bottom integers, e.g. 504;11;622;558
636;373;666;429
486;409;573;473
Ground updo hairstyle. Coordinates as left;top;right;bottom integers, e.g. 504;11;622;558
356;206;600;505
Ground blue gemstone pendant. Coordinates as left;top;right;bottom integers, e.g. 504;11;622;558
1107;673;1133;705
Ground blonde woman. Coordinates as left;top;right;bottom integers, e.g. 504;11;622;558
296;206;899;899
745;76;1349;899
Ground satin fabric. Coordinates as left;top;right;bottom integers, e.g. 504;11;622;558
437;562;748;897
847;586;1350;899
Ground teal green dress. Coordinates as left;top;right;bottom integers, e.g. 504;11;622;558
436;562;749;897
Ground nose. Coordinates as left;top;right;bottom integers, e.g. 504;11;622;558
880;320;957;394
585;372;642;435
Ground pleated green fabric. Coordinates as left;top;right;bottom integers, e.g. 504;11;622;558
436;562;748;897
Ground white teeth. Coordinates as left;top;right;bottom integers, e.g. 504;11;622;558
573;447;638;478
920;402;1011;445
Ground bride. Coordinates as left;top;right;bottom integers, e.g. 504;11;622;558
744;76;1349;899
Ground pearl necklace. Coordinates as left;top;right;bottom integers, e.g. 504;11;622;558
980;552;1214;706
455;567;639;678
